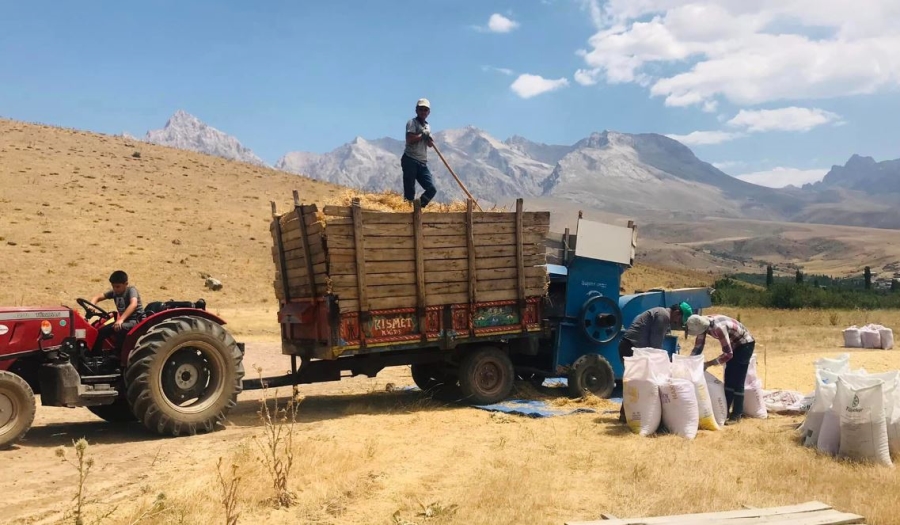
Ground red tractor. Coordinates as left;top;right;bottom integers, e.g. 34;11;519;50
0;298;245;449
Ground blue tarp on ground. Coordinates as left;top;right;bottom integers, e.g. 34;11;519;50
401;381;623;418
471;399;596;418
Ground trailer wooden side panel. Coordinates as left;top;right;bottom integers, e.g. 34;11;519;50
270;198;549;358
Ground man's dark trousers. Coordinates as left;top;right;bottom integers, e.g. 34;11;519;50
402;154;437;207
723;341;755;420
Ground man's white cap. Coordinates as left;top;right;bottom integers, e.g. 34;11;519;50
416;98;431;109
686;315;710;336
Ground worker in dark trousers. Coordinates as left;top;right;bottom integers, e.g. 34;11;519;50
687;314;756;425
618;302;693;422
402;98;437;208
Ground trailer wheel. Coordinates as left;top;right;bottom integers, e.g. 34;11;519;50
567;354;615;398
410;363;453;391
458;347;514;405
87;397;137;423
0;371;36;449
125;316;244;437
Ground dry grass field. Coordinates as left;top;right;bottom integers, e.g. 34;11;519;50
2;119;900;525
2;307;899;525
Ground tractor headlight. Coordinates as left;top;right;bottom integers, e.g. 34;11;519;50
40;320;53;337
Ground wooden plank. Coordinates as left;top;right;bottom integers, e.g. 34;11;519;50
282;258;327;274
417;211;550;225
413;200;426;341
322;205;351;217
280;237;326;256
565;502;840;525
515;198;526;331
332;276;546;300
270;203;292;302
351;198;368;312
329;267;545;288
278;207;320;229
276;250;326;268
276;268;329;286
327;254;546;276
326;234;487;250
279;219;324;238
466;199;477;305
294;191;318;298
325;221;547;238
336;287;547;312
328;245;545;264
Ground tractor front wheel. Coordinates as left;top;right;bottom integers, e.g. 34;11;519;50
125;316;244;437
458;347;514;405
0;371;36;449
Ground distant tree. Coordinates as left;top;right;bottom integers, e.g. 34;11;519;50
865;266;872;290
766;265;774;288
814;278;820;288
892;279;899;293
795;269;804;284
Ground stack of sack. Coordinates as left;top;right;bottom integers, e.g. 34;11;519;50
799;353;900;467
843;324;894;350
622;348;721;439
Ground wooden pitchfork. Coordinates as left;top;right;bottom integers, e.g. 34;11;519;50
431;142;483;211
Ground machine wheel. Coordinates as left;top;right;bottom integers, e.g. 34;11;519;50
0;371;36;449
567;354;615;398
458;347;514;405
125;316;244;437
87;397;137;423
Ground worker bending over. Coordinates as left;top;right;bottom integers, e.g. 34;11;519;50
686;314;756;425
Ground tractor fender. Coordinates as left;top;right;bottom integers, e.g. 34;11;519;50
120;309;228;366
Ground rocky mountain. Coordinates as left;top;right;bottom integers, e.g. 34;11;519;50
809;154;900;195
143;110;267;167
276;128;805;222
134;110;899;229
277;126;554;202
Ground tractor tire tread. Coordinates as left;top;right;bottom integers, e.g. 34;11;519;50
0;370;37;449
458;347;514;405
124;316;244;437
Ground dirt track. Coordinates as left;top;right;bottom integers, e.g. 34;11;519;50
0;341;426;525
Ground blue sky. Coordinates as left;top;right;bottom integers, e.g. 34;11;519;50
2;0;898;187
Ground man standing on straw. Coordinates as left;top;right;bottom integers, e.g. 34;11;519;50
402;98;437;208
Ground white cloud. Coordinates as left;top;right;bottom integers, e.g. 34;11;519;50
702;100;719;113
482;65;514;76
577;1;900;107
510;74;570;99
486;13;519;33
574;68;602;86
665;130;744;145
735;167;828;188
727;107;842;132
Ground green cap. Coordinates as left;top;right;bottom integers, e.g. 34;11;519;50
677;302;693;326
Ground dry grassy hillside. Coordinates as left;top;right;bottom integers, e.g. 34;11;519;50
0;118;707;312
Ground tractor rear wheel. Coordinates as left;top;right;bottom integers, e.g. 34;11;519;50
0;371;36;449
567;354;615;398
458;347;514;405
87;397;137;423
125;316;244;437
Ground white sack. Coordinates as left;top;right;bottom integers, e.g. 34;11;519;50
673;354;719;431
623;356;667;437
836;376;892;467
817;408;841;455
861;328;882;349
660;378;699;440
814;353;850;373
633;347;670;358
802;369;839;447
879;328;894;350
743;355;768;419
705;371;728;427
843;326;862;348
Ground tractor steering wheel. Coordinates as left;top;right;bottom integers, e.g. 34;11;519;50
76;298;112;321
